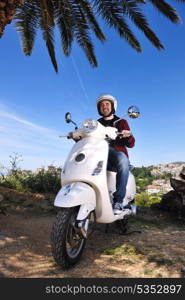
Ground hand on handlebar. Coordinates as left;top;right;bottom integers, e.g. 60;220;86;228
67;132;74;139
67;132;81;142
117;130;132;138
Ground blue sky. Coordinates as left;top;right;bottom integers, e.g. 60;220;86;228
0;1;185;171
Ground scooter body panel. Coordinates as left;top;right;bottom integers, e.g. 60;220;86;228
55;181;95;205
61;137;108;187
54;135;136;223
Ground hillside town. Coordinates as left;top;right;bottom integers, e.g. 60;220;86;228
151;162;185;177
147;162;185;194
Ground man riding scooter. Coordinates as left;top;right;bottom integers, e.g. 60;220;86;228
51;98;139;269
96;94;135;214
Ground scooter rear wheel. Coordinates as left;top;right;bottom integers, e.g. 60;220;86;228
51;207;87;269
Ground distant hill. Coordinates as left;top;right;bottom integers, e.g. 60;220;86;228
132;162;185;193
151;162;185;177
170;161;185;165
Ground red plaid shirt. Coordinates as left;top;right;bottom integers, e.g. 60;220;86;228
98;115;135;158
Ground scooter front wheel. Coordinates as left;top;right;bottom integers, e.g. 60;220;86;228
51;207;87;269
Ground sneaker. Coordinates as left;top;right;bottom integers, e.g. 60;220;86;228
113;202;123;215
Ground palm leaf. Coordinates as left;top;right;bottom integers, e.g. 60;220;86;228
148;0;181;22
11;0;185;72
53;0;74;56
123;0;164;49
42;25;58;72
38;0;58;72
15;0;39;55
77;0;106;41
70;0;98;66
94;0;141;51
39;0;54;26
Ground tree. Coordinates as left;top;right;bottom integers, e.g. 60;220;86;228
9;152;23;177
0;0;185;72
0;0;24;36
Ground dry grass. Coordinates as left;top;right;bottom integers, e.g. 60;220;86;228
0;188;185;278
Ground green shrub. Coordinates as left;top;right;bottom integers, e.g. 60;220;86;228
0;175;25;191
0;153;61;194
0;169;61;194
19;170;61;193
135;192;162;208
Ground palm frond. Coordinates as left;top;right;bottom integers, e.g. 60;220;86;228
38;0;54;26
148;0;181;23
70;0;98;66
77;0;106;41
10;0;185;72
53;0;74;56
15;0;39;55
94;0;141;51
123;0;164;49
42;25;58;72
37;0;58;72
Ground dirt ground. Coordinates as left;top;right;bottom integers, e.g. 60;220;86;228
0;206;185;278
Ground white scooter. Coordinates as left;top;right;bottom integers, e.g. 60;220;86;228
51;106;140;269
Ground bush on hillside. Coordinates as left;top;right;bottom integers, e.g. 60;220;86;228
135;192;162;208
0;169;61;194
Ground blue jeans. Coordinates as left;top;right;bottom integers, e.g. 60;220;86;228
107;147;129;204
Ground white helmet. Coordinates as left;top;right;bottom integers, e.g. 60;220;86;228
96;94;117;116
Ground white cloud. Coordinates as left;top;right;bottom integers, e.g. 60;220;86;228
0;104;72;169
0;110;59;139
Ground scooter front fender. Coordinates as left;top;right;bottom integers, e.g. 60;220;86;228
54;182;96;220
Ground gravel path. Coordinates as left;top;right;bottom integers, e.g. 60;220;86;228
1;208;185;278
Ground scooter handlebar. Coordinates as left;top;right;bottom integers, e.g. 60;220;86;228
59;135;69;138
59;126;124;141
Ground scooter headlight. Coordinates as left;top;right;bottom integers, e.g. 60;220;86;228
82;119;98;132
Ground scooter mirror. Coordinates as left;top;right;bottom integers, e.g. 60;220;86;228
65;112;78;129
65;112;72;123
128;106;140;119
113;105;140;127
